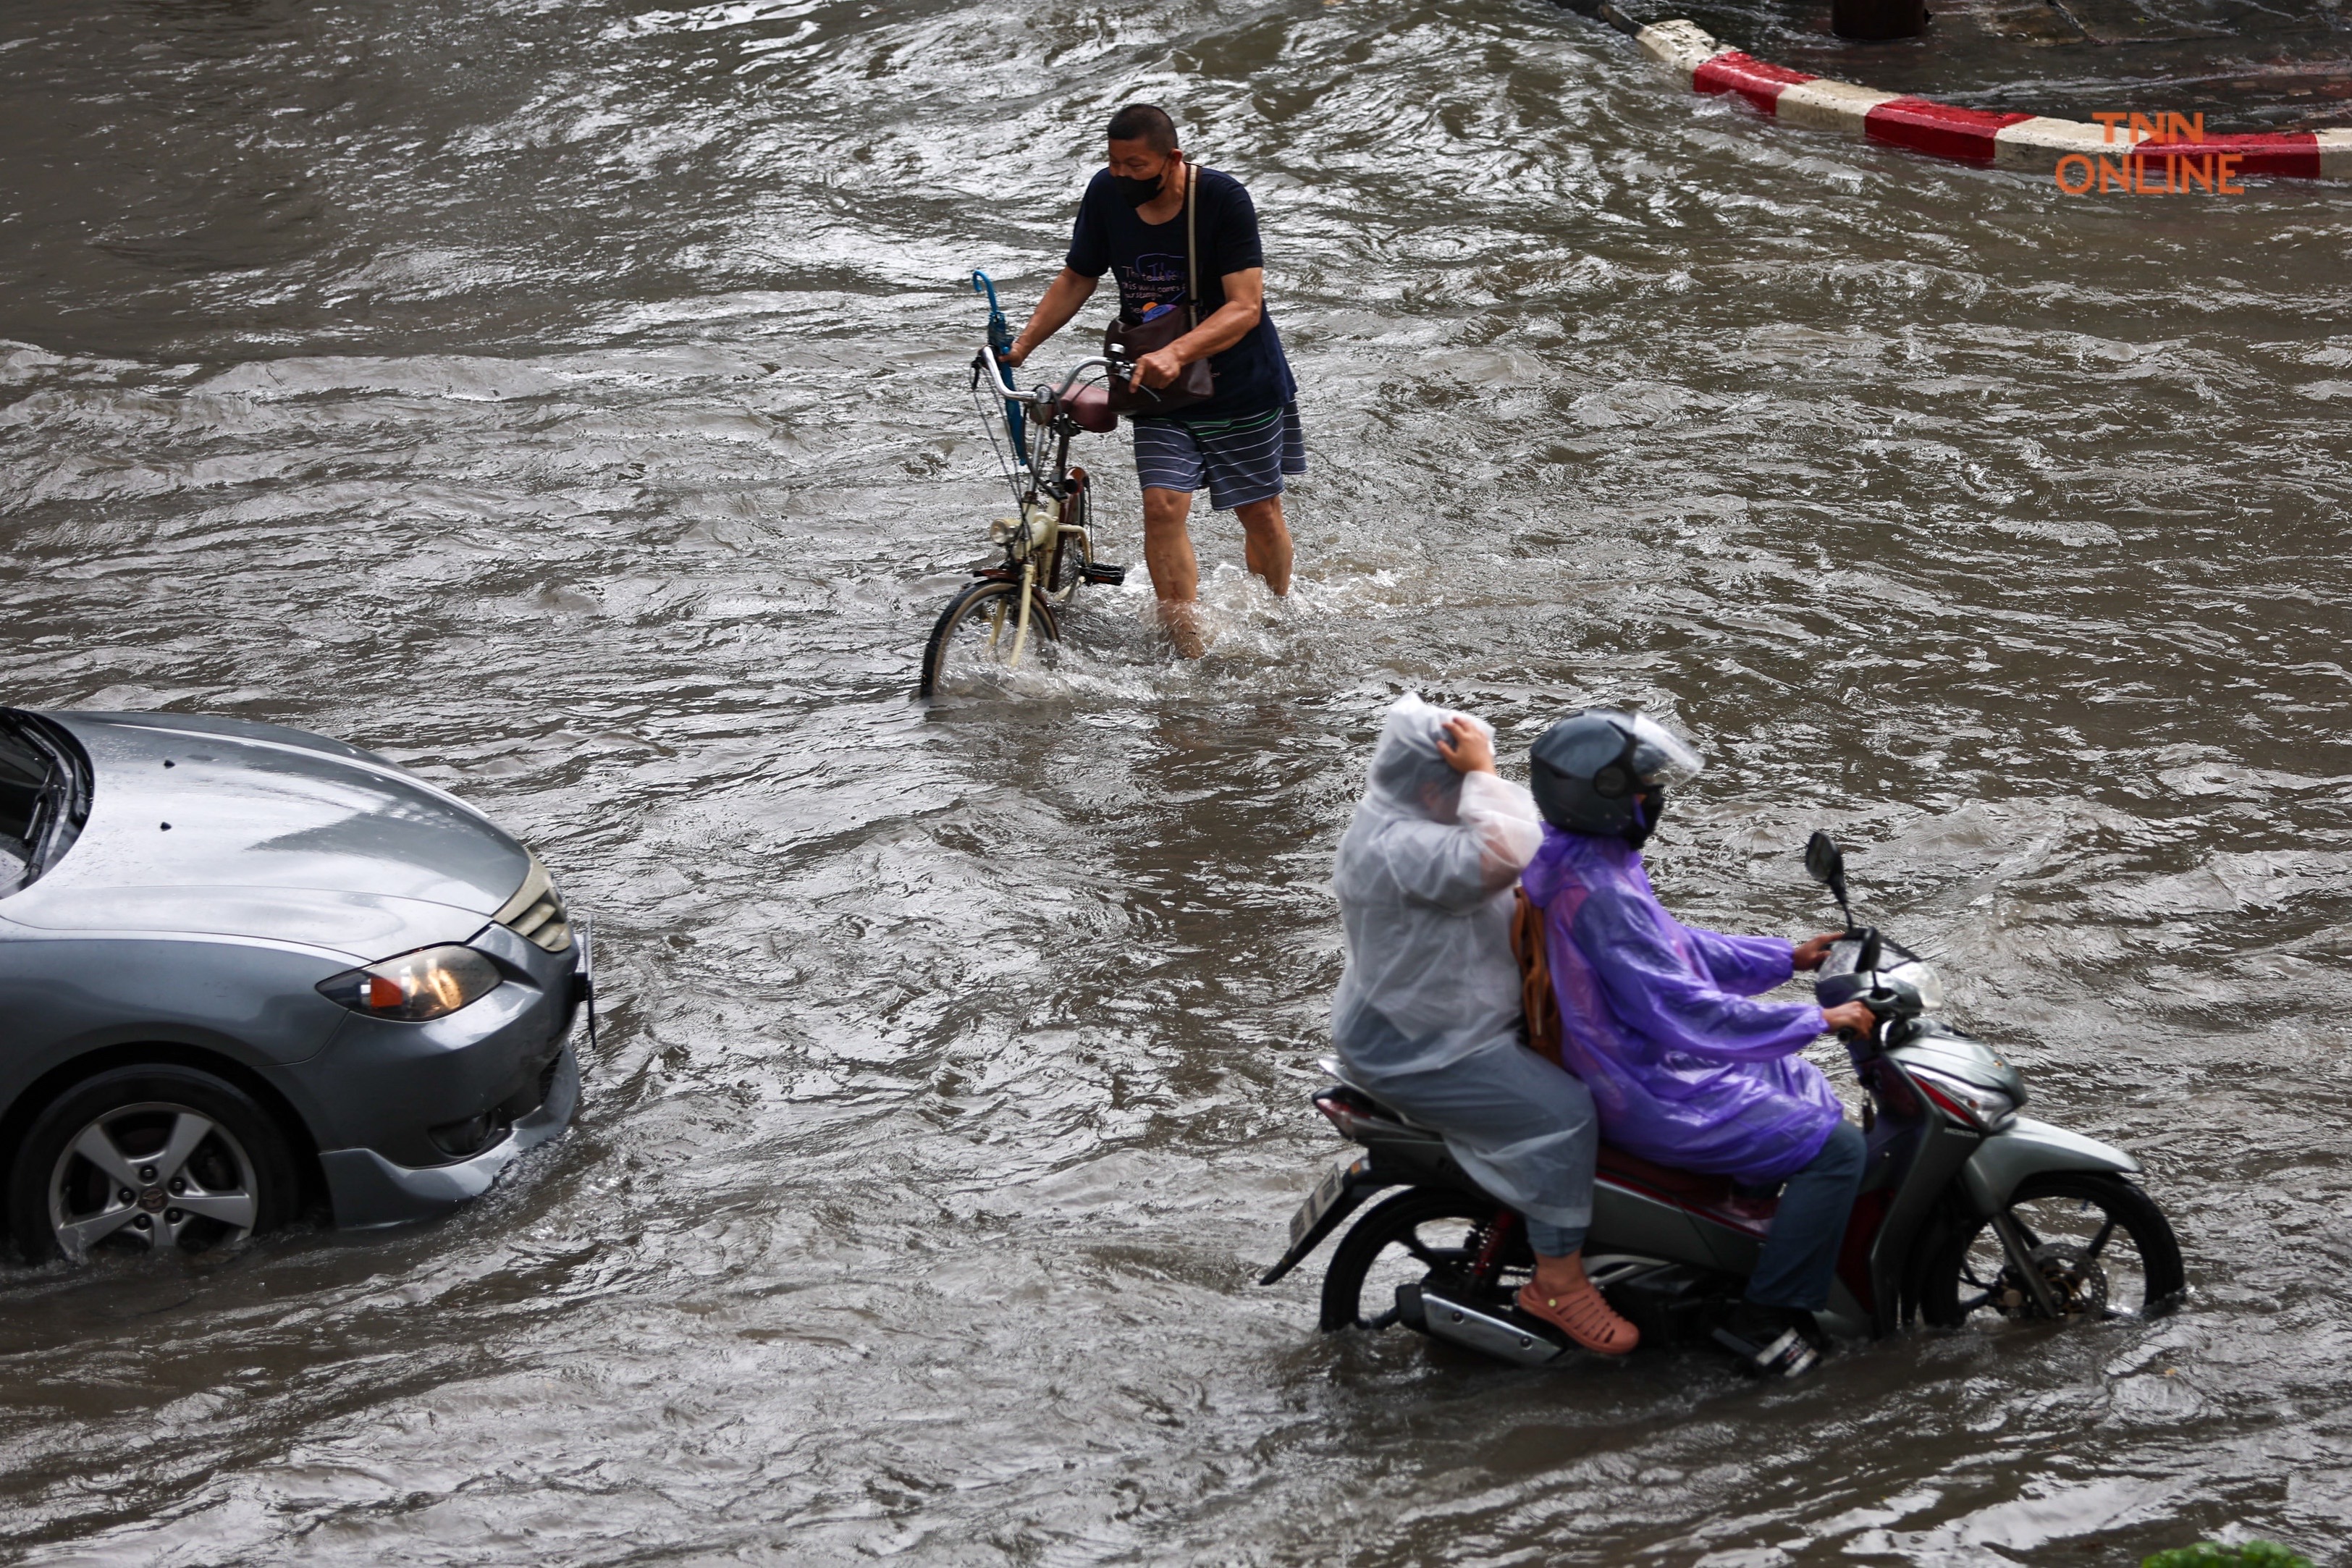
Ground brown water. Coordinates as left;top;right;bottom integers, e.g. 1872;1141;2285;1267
4;1;2352;1563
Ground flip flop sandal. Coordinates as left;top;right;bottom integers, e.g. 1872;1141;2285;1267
1515;1278;1640;1357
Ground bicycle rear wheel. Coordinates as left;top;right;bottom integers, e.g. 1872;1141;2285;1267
919;577;1061;698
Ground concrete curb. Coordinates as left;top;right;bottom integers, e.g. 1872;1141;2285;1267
1631;18;2352;182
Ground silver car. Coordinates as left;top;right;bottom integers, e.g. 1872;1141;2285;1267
0;707;586;1262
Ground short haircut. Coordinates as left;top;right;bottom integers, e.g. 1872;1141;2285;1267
1106;104;1178;153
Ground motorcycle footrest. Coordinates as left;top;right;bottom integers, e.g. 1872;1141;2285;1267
1078;562;1127;586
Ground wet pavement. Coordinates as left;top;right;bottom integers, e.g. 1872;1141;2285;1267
3;0;2352;1563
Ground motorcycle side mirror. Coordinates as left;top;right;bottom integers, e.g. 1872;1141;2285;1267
1804;830;1854;931
1855;927;1882;974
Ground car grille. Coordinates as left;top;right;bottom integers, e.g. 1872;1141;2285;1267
491;853;574;953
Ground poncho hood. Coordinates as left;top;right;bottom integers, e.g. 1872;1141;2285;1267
1329;695;1542;1077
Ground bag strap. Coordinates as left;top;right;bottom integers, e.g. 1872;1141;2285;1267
1184;156;1199;329
1512;887;1565;1066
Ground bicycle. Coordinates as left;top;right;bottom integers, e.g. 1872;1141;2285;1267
919;271;1129;699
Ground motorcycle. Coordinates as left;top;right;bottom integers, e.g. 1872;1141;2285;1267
1260;832;2185;1366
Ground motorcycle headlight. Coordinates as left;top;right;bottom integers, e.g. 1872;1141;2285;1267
1908;1066;2016;1129
318;944;502;1021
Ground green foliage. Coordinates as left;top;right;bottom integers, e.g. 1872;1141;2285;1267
2141;1543;2313;1568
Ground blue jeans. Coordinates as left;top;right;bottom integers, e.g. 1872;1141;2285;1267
1742;1121;1867;1312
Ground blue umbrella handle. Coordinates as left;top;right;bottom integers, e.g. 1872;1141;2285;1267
969;270;1027;459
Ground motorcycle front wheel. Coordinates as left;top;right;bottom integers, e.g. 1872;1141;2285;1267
1918;1171;2185;1328
1320;1187;1527;1333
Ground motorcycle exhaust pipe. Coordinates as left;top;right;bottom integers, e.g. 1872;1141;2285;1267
1400;1282;1570;1367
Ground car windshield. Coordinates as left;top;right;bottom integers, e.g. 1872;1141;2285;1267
0;713;86;894
0;726;49;888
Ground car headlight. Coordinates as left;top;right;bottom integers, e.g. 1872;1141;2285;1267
318;944;502;1021
1908;1066;2016;1129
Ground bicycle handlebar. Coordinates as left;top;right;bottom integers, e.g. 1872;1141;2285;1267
976;347;1113;408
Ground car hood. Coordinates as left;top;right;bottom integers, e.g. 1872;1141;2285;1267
0;712;532;961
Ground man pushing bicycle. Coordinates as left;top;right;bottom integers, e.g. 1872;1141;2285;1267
1007;103;1303;658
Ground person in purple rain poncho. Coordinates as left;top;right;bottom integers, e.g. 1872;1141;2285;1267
1520;708;1878;1378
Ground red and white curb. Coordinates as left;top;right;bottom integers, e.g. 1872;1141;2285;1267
1634;18;2352;181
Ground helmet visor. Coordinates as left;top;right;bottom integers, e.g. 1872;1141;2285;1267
1626;713;1706;788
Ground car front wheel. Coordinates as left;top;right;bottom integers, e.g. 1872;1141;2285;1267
8;1065;296;1263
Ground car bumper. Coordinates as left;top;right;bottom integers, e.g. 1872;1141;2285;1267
319;1042;581;1228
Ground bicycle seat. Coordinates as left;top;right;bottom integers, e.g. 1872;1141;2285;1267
1056;385;1115;434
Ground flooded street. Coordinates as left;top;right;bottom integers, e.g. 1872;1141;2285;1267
4;0;2352;1561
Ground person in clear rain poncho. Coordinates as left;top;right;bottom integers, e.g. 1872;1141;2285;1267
1330;694;1640;1355
1520;707;1876;1378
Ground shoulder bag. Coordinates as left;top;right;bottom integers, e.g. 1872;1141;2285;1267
1512;887;1566;1066
1104;159;1216;418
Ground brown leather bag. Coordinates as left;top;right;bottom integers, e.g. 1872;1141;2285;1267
1512;886;1566;1066
1104;158;1215;418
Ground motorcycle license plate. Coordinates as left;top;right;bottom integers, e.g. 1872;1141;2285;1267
1289;1157;1365;1249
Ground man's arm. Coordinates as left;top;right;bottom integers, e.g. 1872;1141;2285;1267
1131;267;1262;390
1008;268;1099;366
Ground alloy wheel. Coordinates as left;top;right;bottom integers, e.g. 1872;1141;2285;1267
47;1100;261;1259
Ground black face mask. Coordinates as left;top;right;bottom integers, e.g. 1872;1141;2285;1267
1112;163;1171;208
1624;785;1666;851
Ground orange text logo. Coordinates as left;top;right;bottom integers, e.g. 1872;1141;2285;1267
2055;114;2244;195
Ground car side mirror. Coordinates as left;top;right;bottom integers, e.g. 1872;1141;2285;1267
1805;830;1854;931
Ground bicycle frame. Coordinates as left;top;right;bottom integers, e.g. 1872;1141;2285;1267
969;348;1114;668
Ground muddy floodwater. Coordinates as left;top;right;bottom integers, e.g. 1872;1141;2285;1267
4;0;2352;1562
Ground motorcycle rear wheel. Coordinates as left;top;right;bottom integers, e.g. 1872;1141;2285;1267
1918;1172;2184;1328
1320;1187;1526;1333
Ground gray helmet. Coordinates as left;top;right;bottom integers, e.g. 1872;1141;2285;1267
1528;709;1706;848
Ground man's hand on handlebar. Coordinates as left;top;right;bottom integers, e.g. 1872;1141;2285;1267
1822;1000;1877;1038
1004;337;1031;368
1129;346;1185;391
1792;932;1842;972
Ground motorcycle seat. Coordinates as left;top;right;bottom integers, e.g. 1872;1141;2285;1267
1056;385;1116;433
1314;1058;1443;1137
1598;1146;1779;1226
1597;1145;1738;1206
1325;1085;1439;1137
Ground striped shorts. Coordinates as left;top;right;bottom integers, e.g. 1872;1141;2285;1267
1131;401;1307;513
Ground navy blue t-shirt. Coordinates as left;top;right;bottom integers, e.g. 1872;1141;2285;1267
1065;165;1297;423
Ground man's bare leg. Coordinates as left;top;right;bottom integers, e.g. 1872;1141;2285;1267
1140;485;1206;659
1234;495;1293;597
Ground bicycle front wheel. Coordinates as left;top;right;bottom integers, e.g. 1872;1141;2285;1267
919;577;1061;698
